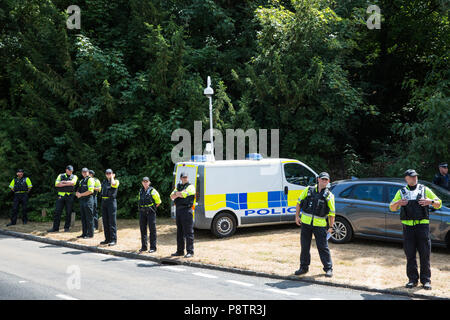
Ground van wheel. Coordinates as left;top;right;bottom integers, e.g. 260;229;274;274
330;216;353;244
212;212;237;238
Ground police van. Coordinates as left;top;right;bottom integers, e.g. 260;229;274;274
171;154;318;237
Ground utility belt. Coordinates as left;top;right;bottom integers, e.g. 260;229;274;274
139;205;156;213
140;204;155;208
101;196;116;200
14;191;28;194
175;205;193;213
58;192;74;197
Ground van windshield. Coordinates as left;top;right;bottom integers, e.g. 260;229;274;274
283;163;316;187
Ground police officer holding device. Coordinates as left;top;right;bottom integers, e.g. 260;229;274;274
294;172;335;278
170;172;196;258
390;169;442;290
138;177;161;253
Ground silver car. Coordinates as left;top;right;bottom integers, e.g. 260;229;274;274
329;178;450;248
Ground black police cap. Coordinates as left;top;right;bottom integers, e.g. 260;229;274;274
404;169;418;177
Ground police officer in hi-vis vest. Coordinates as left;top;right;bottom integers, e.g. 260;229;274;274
170;172;196;258
100;169;119;246
75;168;96;238
7;169;32;226
48;165;78;232
138;177;161;253
294;172;335;278
390;169;442;290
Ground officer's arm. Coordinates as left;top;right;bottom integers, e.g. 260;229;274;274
26;178;32;191
60;175;77;187
111;179;119;188
9;179;15;192
389;190;403;211
425;188;442;209
152;189;162;207
181;185;196;198
295;188;309;223
55;175;65;187
94;180;101;192
80;178;95;197
327;193;336;228
170;188;178;200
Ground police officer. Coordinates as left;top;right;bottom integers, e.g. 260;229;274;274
75;168;96;238
294;172;335;277
100;169;119;246
48;165;78;232
138;177;161;253
170;172;196;258
89;170;102;230
7;169;32;226
390;169;442;290
432;163;449;191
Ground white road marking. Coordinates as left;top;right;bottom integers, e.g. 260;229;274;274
56;294;79;300
161;266;187;272
265;288;298;296
192;272;218;279
226;280;254;287
18;281;27;284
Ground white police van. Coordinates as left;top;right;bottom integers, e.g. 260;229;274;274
171;154;318;237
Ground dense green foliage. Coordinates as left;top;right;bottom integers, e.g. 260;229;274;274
0;0;448;220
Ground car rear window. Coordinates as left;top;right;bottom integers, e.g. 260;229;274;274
339;186;353;198
350;184;384;203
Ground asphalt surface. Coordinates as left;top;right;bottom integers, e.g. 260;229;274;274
0;234;414;300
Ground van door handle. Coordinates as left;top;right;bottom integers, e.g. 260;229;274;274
284;186;289;195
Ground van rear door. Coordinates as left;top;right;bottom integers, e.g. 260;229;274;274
172;163;199;218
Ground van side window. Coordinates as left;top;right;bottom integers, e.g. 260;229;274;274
284;163;315;187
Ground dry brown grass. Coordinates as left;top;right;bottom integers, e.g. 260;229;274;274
1;217;449;298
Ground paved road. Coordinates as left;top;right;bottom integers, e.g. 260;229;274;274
0;234;413;300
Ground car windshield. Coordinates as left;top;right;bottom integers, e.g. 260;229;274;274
420;180;450;208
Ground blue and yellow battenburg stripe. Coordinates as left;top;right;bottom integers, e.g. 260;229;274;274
205;190;304;212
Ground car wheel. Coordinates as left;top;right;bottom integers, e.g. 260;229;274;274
211;212;237;238
330;216;353;244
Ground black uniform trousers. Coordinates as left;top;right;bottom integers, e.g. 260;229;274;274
176;207;194;254
80;196;94;237
139;207;157;250
93;196;98;229
53;194;74;231
402;223;431;284
300;223;333;272
11;193;28;224
102;198;117;243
